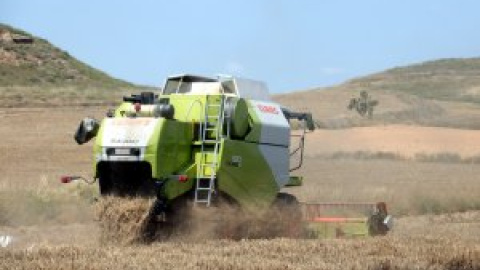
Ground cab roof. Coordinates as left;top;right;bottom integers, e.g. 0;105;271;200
161;74;271;101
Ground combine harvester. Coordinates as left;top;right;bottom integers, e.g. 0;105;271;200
65;74;392;239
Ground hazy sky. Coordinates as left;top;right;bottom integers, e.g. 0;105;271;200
1;0;480;93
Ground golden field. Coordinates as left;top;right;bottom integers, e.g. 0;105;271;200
1;106;480;269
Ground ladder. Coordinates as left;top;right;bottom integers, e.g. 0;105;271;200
195;95;226;206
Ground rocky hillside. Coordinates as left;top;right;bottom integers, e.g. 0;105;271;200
0;24;132;88
275;58;480;129
0;24;151;107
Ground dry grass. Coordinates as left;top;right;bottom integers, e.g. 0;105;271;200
96;197;155;245
0;86;140;108
0;106;104;226
3;208;480;269
314;150;480;164
6;211;480;269
290;158;480;215
0;181;96;226
303;125;480;159
289;125;480;215
1;234;479;269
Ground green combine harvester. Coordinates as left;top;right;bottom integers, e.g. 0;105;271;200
67;74;392;238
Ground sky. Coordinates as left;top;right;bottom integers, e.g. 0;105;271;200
1;0;480;93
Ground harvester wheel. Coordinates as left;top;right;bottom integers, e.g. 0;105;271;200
267;193;303;238
367;213;389;236
214;205;247;240
367;203;389;236
138;196;194;242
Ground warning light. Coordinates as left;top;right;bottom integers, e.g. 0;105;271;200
60;176;73;184
60;176;81;184
134;103;141;112
178;175;188;183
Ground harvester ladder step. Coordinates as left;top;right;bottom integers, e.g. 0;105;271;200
200;163;218;168
195;95;226;207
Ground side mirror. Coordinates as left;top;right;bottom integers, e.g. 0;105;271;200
281;107;316;131
74;117;99;145
304;113;315;131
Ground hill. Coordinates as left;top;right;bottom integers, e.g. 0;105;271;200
2;23;480;125
274;58;480;129
0;24;147;107
0;23;133;88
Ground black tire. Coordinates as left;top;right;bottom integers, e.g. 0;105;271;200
266;193;303;238
367;213;389;236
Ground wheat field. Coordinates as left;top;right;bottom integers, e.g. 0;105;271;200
1;107;480;269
